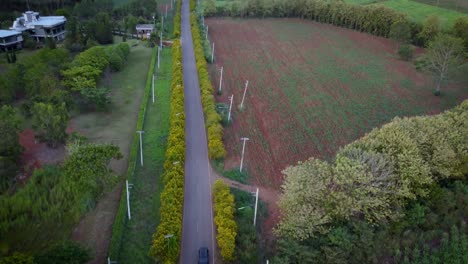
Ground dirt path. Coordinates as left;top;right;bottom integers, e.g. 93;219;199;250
209;166;281;247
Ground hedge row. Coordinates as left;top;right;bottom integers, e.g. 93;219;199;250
108;46;157;260
212;179;237;261
173;0;182;38
205;0;453;47
190;8;226;160
148;39;185;264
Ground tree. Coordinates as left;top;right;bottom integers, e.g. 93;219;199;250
32;102;69;148
204;0;217;16
389;20;412;47
0;253;34;264
418;15;441;46
0;106;22;192
34;240;91;264
425;34;464;95
398;44;414;61
452;17;468;51
94;12;113;44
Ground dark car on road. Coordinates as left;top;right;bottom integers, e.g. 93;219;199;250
198;247;209;264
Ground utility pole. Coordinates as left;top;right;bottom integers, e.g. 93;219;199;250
206;25;209;39
160;31;162;49
136;131;144;166
157;46;161;69
165;5;168;18
161;16;164;35
218;66;223;94
253;187;259;226
240;137;249;172
240;80;249;110
228;94;233;122
152;74;155;103
126;180;133;220
211;42;215;63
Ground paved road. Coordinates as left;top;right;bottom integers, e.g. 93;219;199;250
180;0;216;263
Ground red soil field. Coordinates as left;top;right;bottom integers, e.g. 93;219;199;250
206;18;468;189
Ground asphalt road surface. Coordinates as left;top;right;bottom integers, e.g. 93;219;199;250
180;0;216;263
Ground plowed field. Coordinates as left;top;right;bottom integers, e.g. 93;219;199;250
207;18;468;188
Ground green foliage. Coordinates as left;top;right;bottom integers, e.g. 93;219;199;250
32;102;69;148
452;17;468;51
418;15;441;45
61;43;130;110
0;143;121;254
275;101;468;262
278;101;467;240
0;253;34;264
174;0;182;38
190;9;226;160
94;12;113;44
34;240;91;264
212;180;237;261
399;44;415;60
0;106;22;193
148;39;185;264
390;19;412;44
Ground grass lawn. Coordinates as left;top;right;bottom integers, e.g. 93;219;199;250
375;0;467;29
412;0;468;13
117;47;172;264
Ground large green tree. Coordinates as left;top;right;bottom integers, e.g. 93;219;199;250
32;102;69;148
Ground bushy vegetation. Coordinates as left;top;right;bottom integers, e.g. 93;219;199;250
174;0;182;38
0;106;22;193
148;39;185;264
212;180;237;261
61;43;130;110
0;142;122;255
190;4;226;160
274;100;468;263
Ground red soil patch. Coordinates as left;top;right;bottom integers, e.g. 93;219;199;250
18;126;75;184
206;18;468;234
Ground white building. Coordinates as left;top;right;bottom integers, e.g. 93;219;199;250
136;24;155;39
11;11;66;42
0;30;23;52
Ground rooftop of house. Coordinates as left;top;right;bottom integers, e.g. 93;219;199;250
136;24;155;30
0;30;21;38
10;11;66;31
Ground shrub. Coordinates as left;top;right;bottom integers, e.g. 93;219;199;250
190;6;226;160
34;240;91;264
398;44;414;61
212;179;237;261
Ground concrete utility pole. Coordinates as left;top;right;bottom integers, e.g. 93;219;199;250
206;25;209;39
161;16;164;34
218;66;223;93
126;180;133;220
160;32;163;49
253;187;259;226
211;42;215;63
157;46;161;69
240;80;249;109
228;94;233;122
165;5;168;18
152;74;155;103
240;137;249;172
136;130;144;166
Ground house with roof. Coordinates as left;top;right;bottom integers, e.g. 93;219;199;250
11;11;66;42
0;30;23;52
136;24;155;39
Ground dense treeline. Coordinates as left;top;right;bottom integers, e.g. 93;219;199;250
190;1;226;160
274;101;468;263
148;39;185;264
0;142;122;254
0;0;78;14
204;0;467;48
0;106;23;193
212;180;238;261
